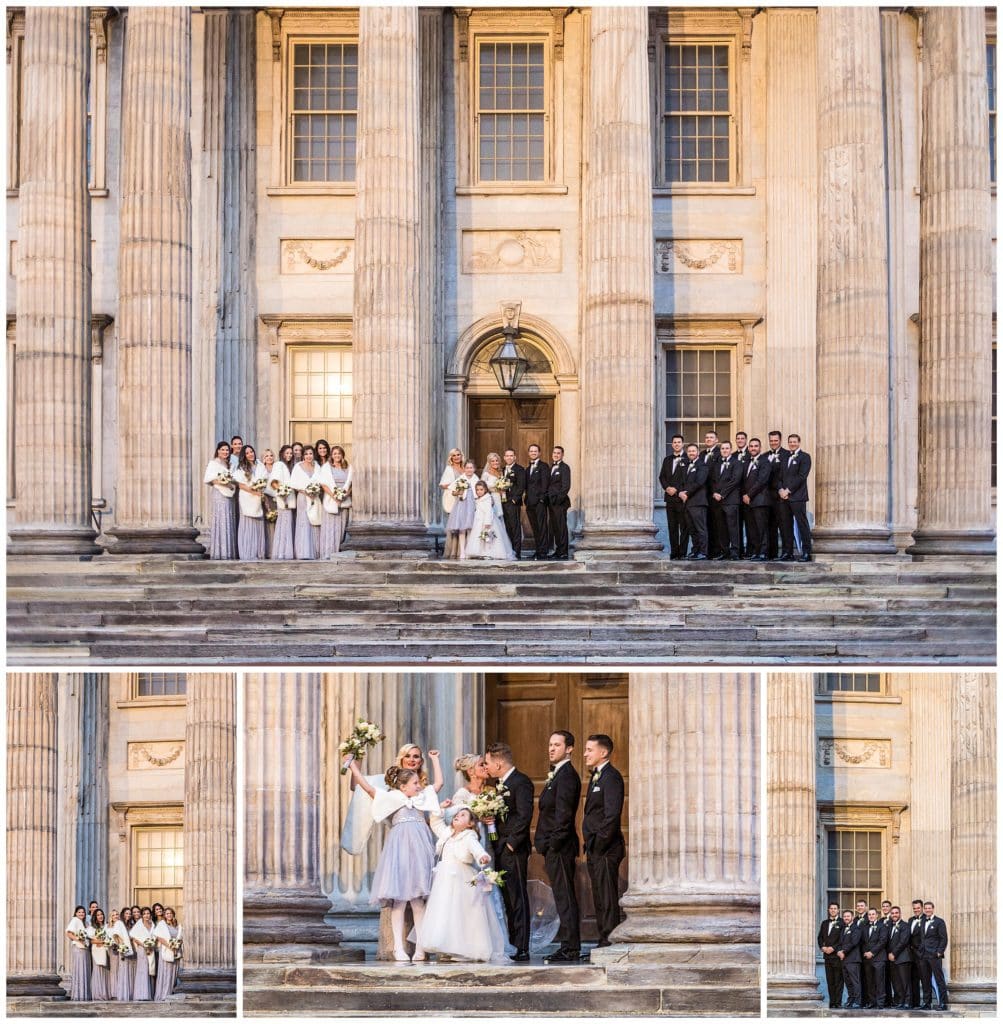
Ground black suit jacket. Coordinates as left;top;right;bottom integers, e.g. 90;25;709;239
526;460;548;507
713;456;742;505
679;459;709;507
778;450;811;502
701;445;722;472
501;463;527;506
494;768;535;854
742;457;772;507
534;760;581;856
839;919;863;963
917;916;948;958
546;461;571;507
765;448;790;495
582;762;625;855
658;452;689;498
908;914;925;951
818;917;844;961
862;921;888;961
886;920;912;964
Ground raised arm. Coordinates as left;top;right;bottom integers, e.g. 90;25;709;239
428;749;444;793
347;758;377;798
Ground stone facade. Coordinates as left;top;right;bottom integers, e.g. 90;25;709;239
4;6;995;556
766;673;996;1012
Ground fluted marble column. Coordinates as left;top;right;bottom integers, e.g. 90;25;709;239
814;8;894;553
180;674;236;992
911;7;994;555
8;8;100;556
245;674;360;962
108;7;202;555
577;7;659;554
949;674;995;1006
598;675;759;1014
7;675;65;996
351;7;428;550
766;674;821;1004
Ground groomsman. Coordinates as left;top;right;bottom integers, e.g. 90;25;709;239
701;431;723;557
582;734;625;952
886;906;913;1009
535;730;582;964
500;448;527;558
908;899;925;1008
818;902;845;1009
837;909;864;1009
484;743;535;962
917;901;949;1010
741;438;771;559
658;434;689;559
764;430;789;558
525;444;551;560
547;446;572;560
679;443;709;559
776;433;812;561
861;908;889;1009
710;440;742;559
733;431;750;555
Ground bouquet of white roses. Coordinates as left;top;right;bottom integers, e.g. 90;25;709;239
332;486;349;504
273;481;293;498
216;470;233;487
339;718;386;774
452;478;470;499
251;477;268;493
495;477;513;502
169;937;183;959
265;508;278;523
468;783;508;841
143;937;156;976
94;927;110;945
304;482;322;498
478;524;496;544
469;867;506;893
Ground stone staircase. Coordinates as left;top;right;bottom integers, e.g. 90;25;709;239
768;1008;991;1018
242;956;760;1016
6;554;995;665
5;995;236;1017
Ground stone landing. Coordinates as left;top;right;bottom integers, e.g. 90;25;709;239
768;1008;993;1018
6;555;994;665
6;995;236;1017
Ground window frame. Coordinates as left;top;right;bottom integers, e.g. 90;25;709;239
286;341;354;457
114;673;188;709
662;343;736;453
131;823;185;920
988;27;997;189
815;673;885;696
813;673;902;705
823;826;885;915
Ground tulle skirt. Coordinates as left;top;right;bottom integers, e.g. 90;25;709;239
237;514;266;560
415;861;508;961
271;508;295;559
371;819;436;906
446;492;476;532
207;488;237;559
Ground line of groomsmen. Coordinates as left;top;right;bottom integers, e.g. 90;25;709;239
818;899;949;1011
658;430;812;562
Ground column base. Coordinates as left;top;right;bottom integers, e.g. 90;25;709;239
950;980;996;1008
243;886;363;963
574;522;664;558
812;525;897;555
613;890;760;943
5;973;67;998
174;966;236;994
7;526;102;558
766;974;824;1005
908;528;996;557
106;525;205;556
347;520;434;554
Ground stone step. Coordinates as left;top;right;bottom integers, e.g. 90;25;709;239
247;962;607;988
5;996;236;1017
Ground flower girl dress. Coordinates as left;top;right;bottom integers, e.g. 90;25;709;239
464;493;515;560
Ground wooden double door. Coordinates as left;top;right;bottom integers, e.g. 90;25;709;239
484;674;629;941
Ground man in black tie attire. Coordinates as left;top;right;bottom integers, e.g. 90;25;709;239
484;742;535;961
886;906;913;1008
917;901;949;1010
861;907;889;1008
817;902;845;1009
679;443;709;559
733;431;750;555
764;430;789;559
701;431;723;558
837;909;864;1009
908;899;925;1008
776;433;812;561
741;438;770;560
546;446;572;560
711;440;742;560
500;448;527;558
582;734;625;953
525;444;551;559
535;730;582;964
658;434;689;559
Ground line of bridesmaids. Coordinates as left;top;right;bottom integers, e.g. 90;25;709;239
64;902;182;1002
203;437;353;561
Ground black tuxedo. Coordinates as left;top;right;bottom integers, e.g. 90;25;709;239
917;915;948;1007
742;457;771;557
776;448;812;558
861;920;889;1007
525;459;551;558
818;916;845;1007
838;919;864;1007
886;919;912;1006
547;461;572;559
492;768;535;952
658;452;690;558
582;762;625;943
679;460;709;556
764;447;789;558
500;463;527;558
535;761;582;952
733;446;750;554
908;914;925;1006
711;456;742;558
701;446;723;556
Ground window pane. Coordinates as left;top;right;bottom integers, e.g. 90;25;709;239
289;345;354;458
136;674;187;697
664;345;733;455
816;673;882;693
664;42;731;183
826;830;883;914
290;42;358;183
478;41;546;181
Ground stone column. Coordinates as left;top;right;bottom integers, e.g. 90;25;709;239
949;674;995;1006
8;7;100;557
577;7;659;554
597;674;759;1015
351;7;429;550
180;674;236;992
244;673;361;962
7;674;65;996
108;7;202;555
813;8;894;553
766;673;822;1005
910;7;994;555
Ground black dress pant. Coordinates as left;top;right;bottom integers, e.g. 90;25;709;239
684;504;708;556
864;959;886;1006
548;500;570;559
544;844;581;952
824;958;844;1007
892;960;912;1005
778;499;811;556
738;503;748;556
746;506;768;557
586;839;624;941
910;959;923;1006
719;502;740;556
495;842;531;952
766;501;781;558
665;500;688;558
842;962;862;1005
707;502;724;558
502;500;523;558
919;955;948;1006
527;501;551;558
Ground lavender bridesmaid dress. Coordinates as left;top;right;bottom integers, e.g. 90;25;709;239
132;940;153;1000
153;925;180;1000
69;945;91;1000
208;487;238;559
294;492;319;559
115;949;134;1000
271;507;295;559
237;513;266;560
90;952;111;1000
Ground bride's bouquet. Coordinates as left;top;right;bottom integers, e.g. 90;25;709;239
339;718;386;774
452;478;470;500
469;867;506;893
495;476;513;502
468;783;508;841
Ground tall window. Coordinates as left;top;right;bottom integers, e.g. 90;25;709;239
133;826;184;919
664;347;733;450
817;674;882;694
992;343;997;487
290;41;358;183
136;674;187;698
288;345;353;455
989;41;997;184
827;830;883;911
477;41;546;182
662;41;733;184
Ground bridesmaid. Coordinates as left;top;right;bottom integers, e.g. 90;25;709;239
107;909;121;999
113;907;135;1001
234;444;267;561
261;448;278;557
153;907;182;1001
87;907;111;1000
269;444;296;560
318;445;353;557
446;460;479;560
439;448;465;559
130;906;156;1001
66;905;91;1000
203;441;237;559
290;444;322;559
315;438;331;469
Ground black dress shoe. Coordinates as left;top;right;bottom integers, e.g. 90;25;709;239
712;553;727;560
595;938;612;948
544;949;580;964
779;553;795;561
692;553;708;560
510;950;530;962
921;1004;932;1010
752;554;767;561
936;1004;948;1011
800;553;812;562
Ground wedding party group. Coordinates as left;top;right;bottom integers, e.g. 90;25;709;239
659;430;813;561
64;901;183;1002
817;899;950;1012
338;729;624;966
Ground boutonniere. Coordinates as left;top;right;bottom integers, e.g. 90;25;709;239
545;767;556;787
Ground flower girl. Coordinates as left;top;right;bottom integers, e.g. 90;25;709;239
347;759;439;962
464;481;515;560
414;807;507;962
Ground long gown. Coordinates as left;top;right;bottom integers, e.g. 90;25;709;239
268;462;296;560
319;464;352;557
203;459;237;559
112;921;134;1000
235;464;267;560
464;494;516;560
66;920;91;1000
130;922;156;1000
153;922;181;1000
445;474;479;532
291;463;321;559
414;814;507;962
87;926;111;999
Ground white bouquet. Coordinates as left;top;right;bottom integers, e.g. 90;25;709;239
251;477;268;493
470;867;506;892
468;783;509;841
339;718;386;774
452;478;470;499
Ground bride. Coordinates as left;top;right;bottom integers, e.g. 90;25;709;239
463;481;515;561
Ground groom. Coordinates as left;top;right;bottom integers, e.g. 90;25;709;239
484;742;535;962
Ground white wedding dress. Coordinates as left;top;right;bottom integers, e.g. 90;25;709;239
463;494;515;560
